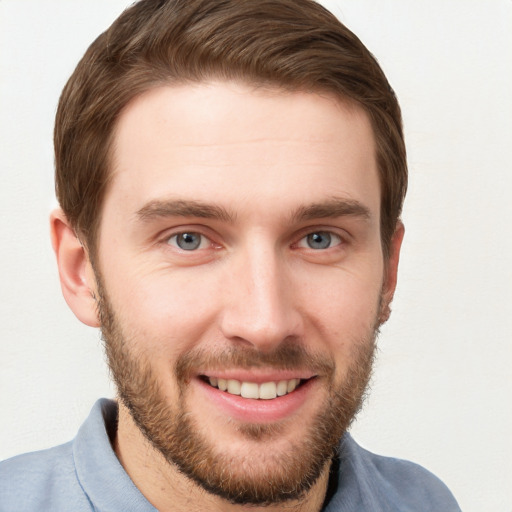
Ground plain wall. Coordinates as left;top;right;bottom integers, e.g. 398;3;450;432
1;1;511;511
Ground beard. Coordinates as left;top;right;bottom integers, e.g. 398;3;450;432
96;277;378;506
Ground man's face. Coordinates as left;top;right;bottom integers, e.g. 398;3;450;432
93;82;397;505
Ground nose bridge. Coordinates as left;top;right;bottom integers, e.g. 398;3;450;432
220;238;301;350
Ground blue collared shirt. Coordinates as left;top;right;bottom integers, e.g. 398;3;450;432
0;399;461;511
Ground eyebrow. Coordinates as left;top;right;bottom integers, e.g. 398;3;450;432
135;196;371;225
291;197;372;223
136;199;235;223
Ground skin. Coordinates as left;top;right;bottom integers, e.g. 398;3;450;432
51;81;404;512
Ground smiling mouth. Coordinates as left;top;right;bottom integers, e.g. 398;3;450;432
202;376;308;400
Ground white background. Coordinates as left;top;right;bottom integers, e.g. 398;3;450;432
1;1;511;510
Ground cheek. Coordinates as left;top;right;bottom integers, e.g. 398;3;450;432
298;264;383;347
104;265;221;355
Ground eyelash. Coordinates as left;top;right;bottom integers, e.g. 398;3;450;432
163;228;345;253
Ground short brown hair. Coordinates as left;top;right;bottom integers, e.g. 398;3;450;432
55;0;407;258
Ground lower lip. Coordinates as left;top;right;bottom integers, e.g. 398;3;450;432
194;377;317;423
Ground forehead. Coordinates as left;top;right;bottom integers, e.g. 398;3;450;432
106;81;379;222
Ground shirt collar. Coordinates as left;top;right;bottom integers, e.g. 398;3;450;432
73;398;157;512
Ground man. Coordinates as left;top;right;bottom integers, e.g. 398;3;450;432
0;0;461;510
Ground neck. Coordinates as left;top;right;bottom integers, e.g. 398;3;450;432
114;402;331;512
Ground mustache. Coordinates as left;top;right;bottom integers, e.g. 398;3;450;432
175;341;335;382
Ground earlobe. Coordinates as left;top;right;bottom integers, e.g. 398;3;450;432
380;221;405;324
50;209;100;327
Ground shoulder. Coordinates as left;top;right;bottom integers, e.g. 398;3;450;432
0;442;92;512
330;434;461;511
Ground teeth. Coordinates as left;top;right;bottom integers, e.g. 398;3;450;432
240;382;259;399
207;377;302;399
287;378;299;393
276;380;288;396
259;382;277;400
227;379;241;395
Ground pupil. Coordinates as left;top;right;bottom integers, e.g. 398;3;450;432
308;232;331;249
177;233;201;250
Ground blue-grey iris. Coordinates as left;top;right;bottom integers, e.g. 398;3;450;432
307;232;332;250
176;233;202;250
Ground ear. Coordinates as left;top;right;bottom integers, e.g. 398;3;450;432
380;221;405;324
50;209;100;327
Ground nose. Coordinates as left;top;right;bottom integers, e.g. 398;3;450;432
219;242;304;352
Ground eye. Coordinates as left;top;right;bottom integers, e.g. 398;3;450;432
167;232;209;251
298;231;342;250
